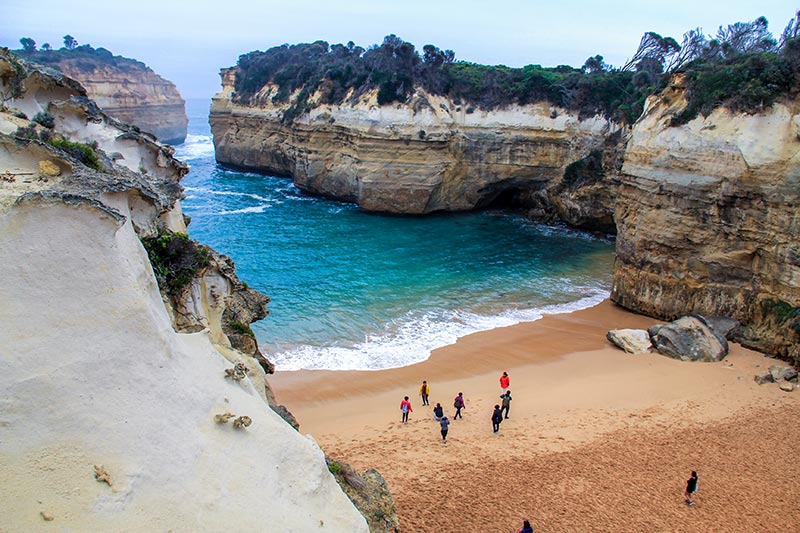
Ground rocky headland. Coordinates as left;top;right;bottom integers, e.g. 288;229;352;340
17;45;188;144
0;49;388;531
210;32;800;366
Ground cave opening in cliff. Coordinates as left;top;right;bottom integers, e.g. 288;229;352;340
477;183;540;211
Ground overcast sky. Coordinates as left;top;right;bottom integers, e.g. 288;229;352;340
1;1;796;99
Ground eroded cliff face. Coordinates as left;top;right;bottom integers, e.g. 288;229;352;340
0;51;368;531
211;68;623;231
37;53;188;144
612;84;800;363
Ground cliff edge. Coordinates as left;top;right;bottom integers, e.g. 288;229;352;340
0;50;368;531
17;45;188;144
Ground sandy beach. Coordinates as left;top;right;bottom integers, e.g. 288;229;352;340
270;300;799;532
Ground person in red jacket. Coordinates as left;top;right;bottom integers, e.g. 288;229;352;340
500;372;510;394
400;396;413;424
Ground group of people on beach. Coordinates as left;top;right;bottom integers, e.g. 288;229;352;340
399;371;516;442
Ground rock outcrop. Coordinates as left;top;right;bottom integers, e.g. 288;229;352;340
210;68;623;231
648;316;729;362
18;47;188;144
0;50;368;531
611;81;800;364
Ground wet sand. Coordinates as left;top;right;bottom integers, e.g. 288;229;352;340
270;300;799;532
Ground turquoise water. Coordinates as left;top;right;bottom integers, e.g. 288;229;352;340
175;99;615;370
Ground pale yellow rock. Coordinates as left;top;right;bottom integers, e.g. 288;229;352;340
38;160;61;178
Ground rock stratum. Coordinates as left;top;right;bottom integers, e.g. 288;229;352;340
211;68;623;232
19;47;188;144
210;70;800;364
613;82;800;363
0;50;370;531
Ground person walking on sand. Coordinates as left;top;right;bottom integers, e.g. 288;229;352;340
433;402;444;421
685;471;698;505
517;519;534;533
453;392;465;419
419;380;430;406
400;396;413;424
500;390;512;419
439;414;450;443
500;371;510;394
491;404;503;433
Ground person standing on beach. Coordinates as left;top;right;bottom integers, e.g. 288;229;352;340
500;372;510;394
453;392;465;419
419;380;430;406
500;390;512;419
400;396;413;424
491;404;503;433
685;471;698;505
433;402;444;421
439;414;450;443
517;519;534;533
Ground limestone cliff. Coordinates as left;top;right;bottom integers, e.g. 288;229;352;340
19;46;188;144
0;50;368;531
611;82;800;363
211;68;623;231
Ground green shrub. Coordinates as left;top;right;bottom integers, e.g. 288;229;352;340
13;126;37;140
32;111;55;129
226;321;255;337
141;232;211;296
48;138;100;170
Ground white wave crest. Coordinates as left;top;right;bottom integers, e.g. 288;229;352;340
271;289;609;371
174;134;215;161
183;186;271;203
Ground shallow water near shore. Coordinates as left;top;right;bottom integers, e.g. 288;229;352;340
174;99;615;370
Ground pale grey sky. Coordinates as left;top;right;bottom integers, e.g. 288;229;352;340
1;1;796;99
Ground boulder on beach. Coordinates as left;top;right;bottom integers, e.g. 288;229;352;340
606;329;652;354
650;315;729;362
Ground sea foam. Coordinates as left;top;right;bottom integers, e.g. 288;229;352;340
270;289;608;371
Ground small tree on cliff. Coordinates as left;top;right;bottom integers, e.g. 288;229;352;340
41;43;52;51
63;35;77;50
19;37;36;52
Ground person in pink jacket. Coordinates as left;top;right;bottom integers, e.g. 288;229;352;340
400;396;413;424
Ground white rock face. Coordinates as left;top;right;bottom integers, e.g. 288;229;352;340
0;199;367;532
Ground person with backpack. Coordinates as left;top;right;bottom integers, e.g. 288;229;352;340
439;415;450;443
419;380;430;406
400;396;413;424
491;404;503;433
453;392;465;419
500;390;512;419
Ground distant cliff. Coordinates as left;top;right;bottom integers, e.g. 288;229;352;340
0;50;371;531
211;69;623;232
612;81;800;363
17;45;188;144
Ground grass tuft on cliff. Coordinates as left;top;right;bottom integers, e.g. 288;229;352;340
141;232;211;296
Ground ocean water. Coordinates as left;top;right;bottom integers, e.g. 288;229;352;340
174;99;615;371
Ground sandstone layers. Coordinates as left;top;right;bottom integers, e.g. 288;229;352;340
0;51;367;531
613;84;800;362
40;52;188;144
211;68;623;232
210;70;800;364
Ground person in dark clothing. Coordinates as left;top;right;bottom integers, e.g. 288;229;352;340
433;403;444;421
491;404;503;433
500;390;512;419
439;415;450;443
453;392;465;419
517;519;534;533
685;471;698;505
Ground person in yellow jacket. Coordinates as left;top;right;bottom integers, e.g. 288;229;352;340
419;380;430;406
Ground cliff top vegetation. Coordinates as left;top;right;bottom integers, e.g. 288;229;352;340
14;35;150;73
232;13;800;125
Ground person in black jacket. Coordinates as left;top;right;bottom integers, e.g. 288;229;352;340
433;402;444;421
491;404;503;433
685;471;698;505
